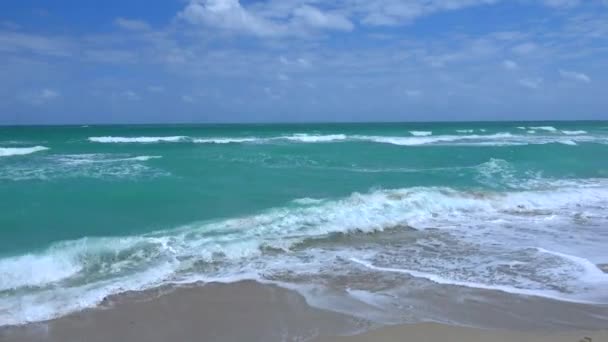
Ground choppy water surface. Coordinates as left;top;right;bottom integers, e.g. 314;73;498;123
1;122;607;327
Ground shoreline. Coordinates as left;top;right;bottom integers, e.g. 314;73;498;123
2;281;607;342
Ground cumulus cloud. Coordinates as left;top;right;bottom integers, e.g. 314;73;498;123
178;0;284;37
559;69;591;83
292;5;353;31
178;0;356;37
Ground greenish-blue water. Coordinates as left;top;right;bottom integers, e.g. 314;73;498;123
1;121;608;326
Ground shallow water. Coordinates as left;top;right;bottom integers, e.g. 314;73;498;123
1;121;607;326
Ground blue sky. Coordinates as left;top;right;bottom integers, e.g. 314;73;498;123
1;0;607;124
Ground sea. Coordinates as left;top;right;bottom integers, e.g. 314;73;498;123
1;121;608;327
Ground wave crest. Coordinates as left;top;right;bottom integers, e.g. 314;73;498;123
0;146;49;157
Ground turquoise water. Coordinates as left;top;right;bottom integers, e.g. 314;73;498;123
1;121;608;326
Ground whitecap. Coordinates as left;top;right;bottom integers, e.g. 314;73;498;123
0;146;49;157
529;126;558;132
409;131;432;137
282;134;347;143
88;136;186;143
2;181;608;325
561;130;587;135
193;138;260;144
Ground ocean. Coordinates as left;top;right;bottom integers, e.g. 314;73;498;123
1;121;608;327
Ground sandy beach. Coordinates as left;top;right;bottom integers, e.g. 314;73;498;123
317;323;608;342
2;281;607;342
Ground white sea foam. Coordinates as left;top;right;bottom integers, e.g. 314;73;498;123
58;154;162;165
0;154;165;181
409;131;432;136
349;256;606;304
193;138;259;144
561;130;587;135
292;197;325;205
282;134;347;143
529;126;558;132
0;146;49;157
456;129;474;134
559;140;578;146
356;133;514;146
2;181;608;324
88;136;186;143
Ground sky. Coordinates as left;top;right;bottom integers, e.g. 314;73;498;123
1;0;607;124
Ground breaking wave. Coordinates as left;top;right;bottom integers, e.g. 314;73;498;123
0;146;49;157
1;179;608;325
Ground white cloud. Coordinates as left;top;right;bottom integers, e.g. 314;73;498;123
502;59;518;70
512;42;537;55
19;88;60;105
559;69;591;83
542;0;582;8
292;5;354;31
114;18;151;31
0;31;72;57
355;0;501;26
178;0;284;37
519;77;543;89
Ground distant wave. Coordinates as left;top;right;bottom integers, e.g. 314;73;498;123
87;132;606;147
88;136;186;143
0;146;49;157
282;134;347;143
529;126;558;132
409;131;432;136
57;154;162;165
193;138;259;144
562;130;587;135
355;133;515;146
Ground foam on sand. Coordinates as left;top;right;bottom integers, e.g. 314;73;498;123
349;254;607;304
0;146;49;157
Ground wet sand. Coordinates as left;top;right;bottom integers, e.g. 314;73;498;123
316;323;608;342
1;281;607;342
